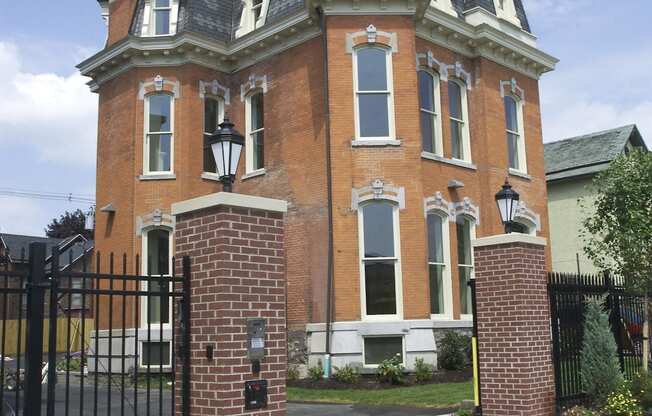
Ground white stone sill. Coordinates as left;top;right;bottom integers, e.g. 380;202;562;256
421;152;477;170
351;139;402;147
138;173;176;181
241;168;266;180
508;168;532;180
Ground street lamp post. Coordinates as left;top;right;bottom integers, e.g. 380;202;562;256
207;117;245;192
494;178;520;234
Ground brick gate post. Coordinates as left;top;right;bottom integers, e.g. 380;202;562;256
172;192;288;416
472;233;555;416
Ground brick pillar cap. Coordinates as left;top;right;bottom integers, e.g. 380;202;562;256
472;233;547;248
171;192;288;216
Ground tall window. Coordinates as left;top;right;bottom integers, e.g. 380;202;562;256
456;216;475;317
419;70;442;155
245;92;264;173
427;212;451;317
144;229;170;325
142;0;178;36
359;201;401;319
235;0;268;37
203;97;224;173
354;47;394;140
145;93;173;174
448;80;470;162
504;95;526;172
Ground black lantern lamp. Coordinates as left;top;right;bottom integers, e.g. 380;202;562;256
495;178;520;234
207;117;245;192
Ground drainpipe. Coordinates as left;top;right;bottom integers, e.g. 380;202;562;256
317;5;334;379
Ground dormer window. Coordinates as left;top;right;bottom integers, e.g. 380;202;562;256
235;0;270;38
141;0;179;37
493;0;521;26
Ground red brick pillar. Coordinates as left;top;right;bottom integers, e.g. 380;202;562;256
172;192;288;416
472;234;555;416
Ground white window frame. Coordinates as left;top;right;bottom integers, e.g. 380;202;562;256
143;93;174;176
235;0;270;38
362;335;406;368
456;215;475;321
202;95;225;176
419;69;444;157
448;79;471;163
141;0;179;37
353;46;396;141
427;210;453;320
504;94;527;174
493;0;522;26
139;340;173;370
245;90;265;175
140;227;173;332
357;200;403;322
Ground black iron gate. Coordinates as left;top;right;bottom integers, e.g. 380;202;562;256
0;242;191;416
549;272;645;408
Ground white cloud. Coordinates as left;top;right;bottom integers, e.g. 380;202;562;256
0;42;97;166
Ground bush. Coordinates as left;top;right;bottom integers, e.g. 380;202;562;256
332;364;360;384
377;353;404;385
561;406;598;416
308;361;323;381
414;357;434;383
631;371;652;410
438;331;471;371
580;296;624;405
603;385;643;416
287;365;300;382
456;410;472;416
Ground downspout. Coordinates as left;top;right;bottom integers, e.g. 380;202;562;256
317;6;334;378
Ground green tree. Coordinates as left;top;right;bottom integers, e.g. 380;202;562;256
45;209;93;240
580;296;624;405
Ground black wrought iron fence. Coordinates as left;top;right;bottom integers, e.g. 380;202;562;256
0;242;191;416
549;272;645;408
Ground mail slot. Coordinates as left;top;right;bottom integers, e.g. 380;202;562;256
244;380;268;410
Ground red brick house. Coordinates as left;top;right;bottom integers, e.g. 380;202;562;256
80;0;556;372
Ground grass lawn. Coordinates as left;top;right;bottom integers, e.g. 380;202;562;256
287;381;473;409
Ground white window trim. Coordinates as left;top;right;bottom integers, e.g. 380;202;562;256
419;68;444;157
505;94;527;174
493;0;522;27
140;227;173;332
427;210;453;321
235;0;270;38
203;95;225;174
361;335;406;368
139;340;173;370
353;46;396;141
141;0;179;37
358;201;404;322
143;93;174;176
457;216;475;321
448;79;472;163
245;90;264;174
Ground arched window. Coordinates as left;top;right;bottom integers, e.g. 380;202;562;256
354;46;395;140
144;93;173;175
504;95;527;172
203;96;225;174
427;210;452;317
358;200;402;319
448;80;471;162
245;91;265;173
419;70;443;156
456;215;475;318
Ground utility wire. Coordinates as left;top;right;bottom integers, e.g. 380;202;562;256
0;187;95;204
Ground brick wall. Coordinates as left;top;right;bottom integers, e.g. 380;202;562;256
473;238;555;415
174;204;287;416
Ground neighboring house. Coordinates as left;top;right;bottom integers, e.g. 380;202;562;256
545;125;649;274
80;0;557;371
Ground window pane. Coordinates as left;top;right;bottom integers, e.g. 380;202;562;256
418;71;434;111
149;94;171;132
149;134;171;172
364;337;402;365
429;264;444;314
203;135;217;173
421;111;435;153
154;10;170;35
365;261;397;315
362;202;394;258
427;214;444;263
458;266;472;315
451;120;464;160
252;131;264;170
448;81;462;120
504;96;518;132
204;98;219;134
155;0;170;7
456;217;472;266
147;229;170;324
357;48;387;91
507;132;519;169
142;342;171;366
250;93;264;131
358;94;389;138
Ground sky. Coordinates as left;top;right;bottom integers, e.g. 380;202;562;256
0;0;650;236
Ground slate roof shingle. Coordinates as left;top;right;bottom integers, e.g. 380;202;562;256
0;233;94;269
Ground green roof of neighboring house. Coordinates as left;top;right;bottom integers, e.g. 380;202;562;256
544;125;647;182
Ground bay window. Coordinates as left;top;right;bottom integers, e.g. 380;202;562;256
427;212;451;318
448;80;471;162
359;201;402;319
419;70;443;155
456;216;475;317
145;93;173;175
504;95;527;172
245;91;264;173
354;47;395;140
203;96;224;174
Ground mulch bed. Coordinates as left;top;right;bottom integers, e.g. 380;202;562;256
288;368;472;390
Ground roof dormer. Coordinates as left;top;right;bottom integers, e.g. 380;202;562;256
430;0;458;17
493;0;522;27
235;0;270;38
141;0;180;37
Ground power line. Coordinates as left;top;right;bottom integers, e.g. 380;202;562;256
0;187;95;204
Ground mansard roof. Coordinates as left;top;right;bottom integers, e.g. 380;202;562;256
129;0;531;42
